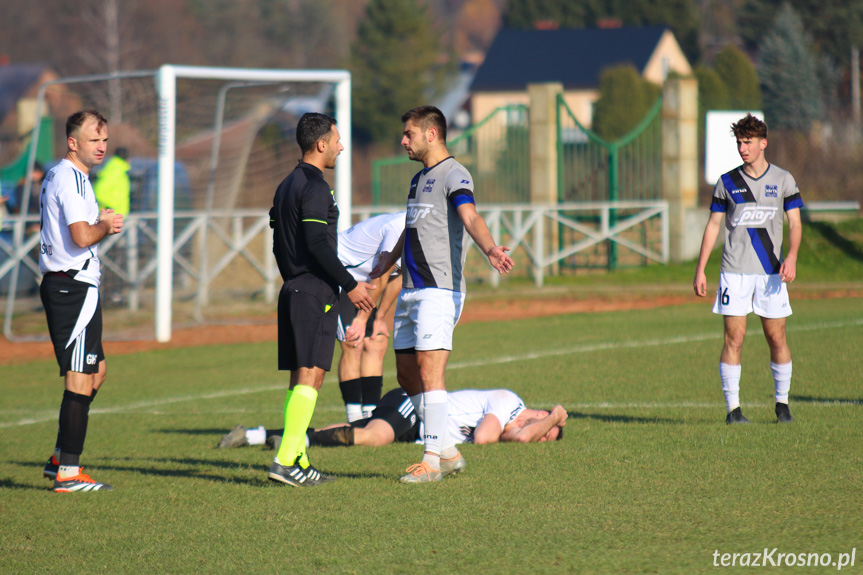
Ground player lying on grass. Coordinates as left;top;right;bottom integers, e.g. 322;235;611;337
218;388;567;451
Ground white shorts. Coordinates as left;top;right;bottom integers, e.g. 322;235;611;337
393;287;465;351
712;272;792;318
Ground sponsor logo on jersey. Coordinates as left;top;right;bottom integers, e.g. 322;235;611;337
406;203;434;224
733;206;778;227
460;179;470;185
764;185;778;198
421;179;436;193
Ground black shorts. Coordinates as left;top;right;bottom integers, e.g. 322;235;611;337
352;388;419;443
278;274;339;371
336;289;378;341
40;273;104;376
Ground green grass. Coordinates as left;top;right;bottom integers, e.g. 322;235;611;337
2;296;862;573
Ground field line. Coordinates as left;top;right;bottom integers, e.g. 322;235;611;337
3;317;860;428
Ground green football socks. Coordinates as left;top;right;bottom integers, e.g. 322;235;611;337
275;385;318;467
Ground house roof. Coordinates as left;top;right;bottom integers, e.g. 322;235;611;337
471;26;670;92
0;63;50;120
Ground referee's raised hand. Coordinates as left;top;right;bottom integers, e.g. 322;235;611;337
347;280;377;312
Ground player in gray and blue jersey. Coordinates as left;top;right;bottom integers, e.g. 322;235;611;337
694;114;804;425
372;106;514;484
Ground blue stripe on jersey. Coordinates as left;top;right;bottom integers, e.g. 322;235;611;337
75;171;84;197
710;197;728;212
784;193;804;211
721;173;745;204
722;171;757;204
747;227;781;274
449;189;475;208
404;228;437;288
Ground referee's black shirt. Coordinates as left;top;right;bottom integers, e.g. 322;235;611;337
270;162;357;292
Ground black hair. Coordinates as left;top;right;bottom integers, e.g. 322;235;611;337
296;113;337;155
401;105;447;142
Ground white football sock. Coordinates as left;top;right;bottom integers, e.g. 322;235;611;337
720;363;742;413
361;404;376;419
420;390;447;468
245;426;266;446
771;361;792;404
345;403;363;423
409;393;422;416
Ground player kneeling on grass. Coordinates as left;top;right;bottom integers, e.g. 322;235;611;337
218;388;567;455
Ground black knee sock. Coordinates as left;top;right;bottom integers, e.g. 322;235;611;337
58;390;92;467
307;426;355;447
361;376;383;406
339;378;363;405
54;388;97;452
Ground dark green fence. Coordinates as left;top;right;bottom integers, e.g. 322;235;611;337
557;95;663;269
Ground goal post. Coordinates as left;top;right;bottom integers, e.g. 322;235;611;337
2;65;351;344
154;65;351;342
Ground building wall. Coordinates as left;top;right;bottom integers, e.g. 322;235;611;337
470;29;691;129
642;30;692;85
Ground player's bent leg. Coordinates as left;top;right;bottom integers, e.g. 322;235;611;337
354;419;396;447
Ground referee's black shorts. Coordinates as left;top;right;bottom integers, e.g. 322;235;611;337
40;272;104;376
352;388;420;443
336;288;378;341
278;274;339;371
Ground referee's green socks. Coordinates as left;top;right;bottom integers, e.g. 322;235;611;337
275;385;318;467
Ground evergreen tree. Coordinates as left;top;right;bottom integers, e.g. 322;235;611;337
591;65;660;140
694;65;729;115
758;4;823;132
349;0;447;145
738;0;863;67
714;44;762;110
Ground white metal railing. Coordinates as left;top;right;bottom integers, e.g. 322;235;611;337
2;202;668;340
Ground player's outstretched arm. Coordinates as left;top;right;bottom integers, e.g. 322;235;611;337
693;212;723;297
779;208;802;283
456;203;513;274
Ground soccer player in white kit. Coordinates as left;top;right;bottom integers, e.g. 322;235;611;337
373;106;514;483
693;114;804;424
39;110;124;491
335;211;405;422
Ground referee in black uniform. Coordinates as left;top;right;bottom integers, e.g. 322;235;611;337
267;112;375;487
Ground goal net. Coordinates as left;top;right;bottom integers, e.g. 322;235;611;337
1;66;351;342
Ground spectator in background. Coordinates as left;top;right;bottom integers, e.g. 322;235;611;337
93;147;130;216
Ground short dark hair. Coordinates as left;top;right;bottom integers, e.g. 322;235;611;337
66;109;108;138
296;113;336;155
731;113;767;140
401;106;447;142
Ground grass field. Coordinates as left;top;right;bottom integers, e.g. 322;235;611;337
2;292;861;573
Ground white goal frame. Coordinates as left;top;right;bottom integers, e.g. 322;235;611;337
155;65;351;341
